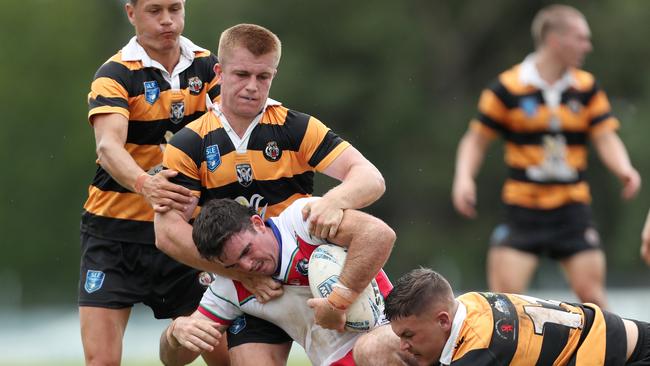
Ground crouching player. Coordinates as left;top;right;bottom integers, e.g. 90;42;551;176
160;197;411;366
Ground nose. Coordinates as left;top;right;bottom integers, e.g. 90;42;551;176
244;76;257;92
160;10;173;26
400;339;410;352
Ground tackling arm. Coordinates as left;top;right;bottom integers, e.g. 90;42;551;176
159;310;228;366
92;113;193;212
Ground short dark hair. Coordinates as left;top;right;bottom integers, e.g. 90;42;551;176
384;268;455;321
192;198;257;261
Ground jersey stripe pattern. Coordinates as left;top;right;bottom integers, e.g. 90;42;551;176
448;292;627;365
82;49;219;244
162;105;350;218
470;64;619;210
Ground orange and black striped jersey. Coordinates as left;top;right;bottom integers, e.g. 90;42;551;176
82;36;219;244
441;292;627;366
162;100;350;218
470;59;619;210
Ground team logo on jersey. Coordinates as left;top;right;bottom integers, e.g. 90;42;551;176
495;318;515;340
263;141;282;162
236;163;253;187
520;96;538;117
170;101;185;124
296;258;309;276
205;144;221;172
198;271;214;286
187;76;203;95
567;98;582;114
144;81;160;105
229;316;247;334
84;270;105;294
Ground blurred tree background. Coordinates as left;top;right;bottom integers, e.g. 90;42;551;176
1;0;648;308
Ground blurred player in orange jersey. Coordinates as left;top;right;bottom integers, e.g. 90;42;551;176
385;268;650;366
452;4;640;308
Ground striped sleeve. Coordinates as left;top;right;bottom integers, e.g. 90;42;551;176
586;83;619;136
164;127;203;192
88;60;131;123
297;115;350;171
198;277;243;325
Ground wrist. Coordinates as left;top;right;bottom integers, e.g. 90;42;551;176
326;282;359;311
134;172;150;194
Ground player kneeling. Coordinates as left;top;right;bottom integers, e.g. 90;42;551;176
160;197;411;366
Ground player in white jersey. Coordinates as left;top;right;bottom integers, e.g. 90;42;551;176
160;197;409;366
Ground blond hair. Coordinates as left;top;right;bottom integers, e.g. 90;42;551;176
531;5;585;48
218;23;282;67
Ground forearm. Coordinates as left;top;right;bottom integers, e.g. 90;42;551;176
159;324;200;366
336;215;395;293
323;163;385;210
454;130;489;181
155;211;238;276
592;132;634;178
96;136;148;192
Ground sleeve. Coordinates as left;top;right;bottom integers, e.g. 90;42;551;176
298;116;351;172
586;82;620;137
204;53;221;102
163;127;203;193
278;197;328;246
470;82;509;139
87;60;131;124
197;276;243;326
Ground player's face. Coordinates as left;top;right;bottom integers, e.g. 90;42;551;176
391;312;448;366
218;216;279;276
215;46;278;124
554;16;592;68
126;0;185;57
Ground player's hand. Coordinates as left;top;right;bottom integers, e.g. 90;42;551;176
618;167;641;200
168;317;222;352
140;170;194;213
301;198;344;239
240;275;283;303
307;297;346;332
641;211;650;266
451;176;477;218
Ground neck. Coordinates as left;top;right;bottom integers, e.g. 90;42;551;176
534;49;568;85
139;38;181;74
220;108;261;138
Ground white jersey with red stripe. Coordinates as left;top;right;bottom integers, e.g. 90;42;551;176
198;197;392;366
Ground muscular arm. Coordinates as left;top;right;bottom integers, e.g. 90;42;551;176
303;146;386;238
451;129;493;218
92;113;193;211
159;310;228;365
591;130;641;200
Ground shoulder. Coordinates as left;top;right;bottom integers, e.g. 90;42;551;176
570;68;597;92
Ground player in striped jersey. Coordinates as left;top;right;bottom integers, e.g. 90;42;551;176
385;268;650;366
154;24;385;365
78;0;225;365
451;4;640;308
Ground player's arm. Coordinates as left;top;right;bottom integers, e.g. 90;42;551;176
451;127;493;219
159;310;227;365
154;209;283;302
591;130;641;200
92;113;193;212
307;209;396;331
303;146;385;238
641;209;650;266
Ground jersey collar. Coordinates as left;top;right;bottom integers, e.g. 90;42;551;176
439;300;467;365
121;36;205;74
519;53;577;92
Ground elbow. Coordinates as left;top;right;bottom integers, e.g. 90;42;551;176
154;220;173;254
95;140;112;168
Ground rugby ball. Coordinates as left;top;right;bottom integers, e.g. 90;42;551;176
308;244;385;332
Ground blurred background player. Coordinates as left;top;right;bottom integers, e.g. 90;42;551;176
451;4;641;308
78;0;225;364
154;23;386;365
641;209;650;265
385;268;650;366
160;197;406;366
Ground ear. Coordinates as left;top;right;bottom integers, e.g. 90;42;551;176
437;311;452;331
214;63;223;83
125;3;136;26
250;214;265;230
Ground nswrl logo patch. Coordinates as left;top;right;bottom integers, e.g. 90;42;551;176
85;270;105;294
144;81;160;105
205;144;221;172
229;316;247;335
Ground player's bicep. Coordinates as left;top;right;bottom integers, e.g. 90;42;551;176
92;113;129;149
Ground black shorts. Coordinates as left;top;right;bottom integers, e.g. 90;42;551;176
628;320;650;365
78;232;208;319
489;203;602;259
226;314;292;349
